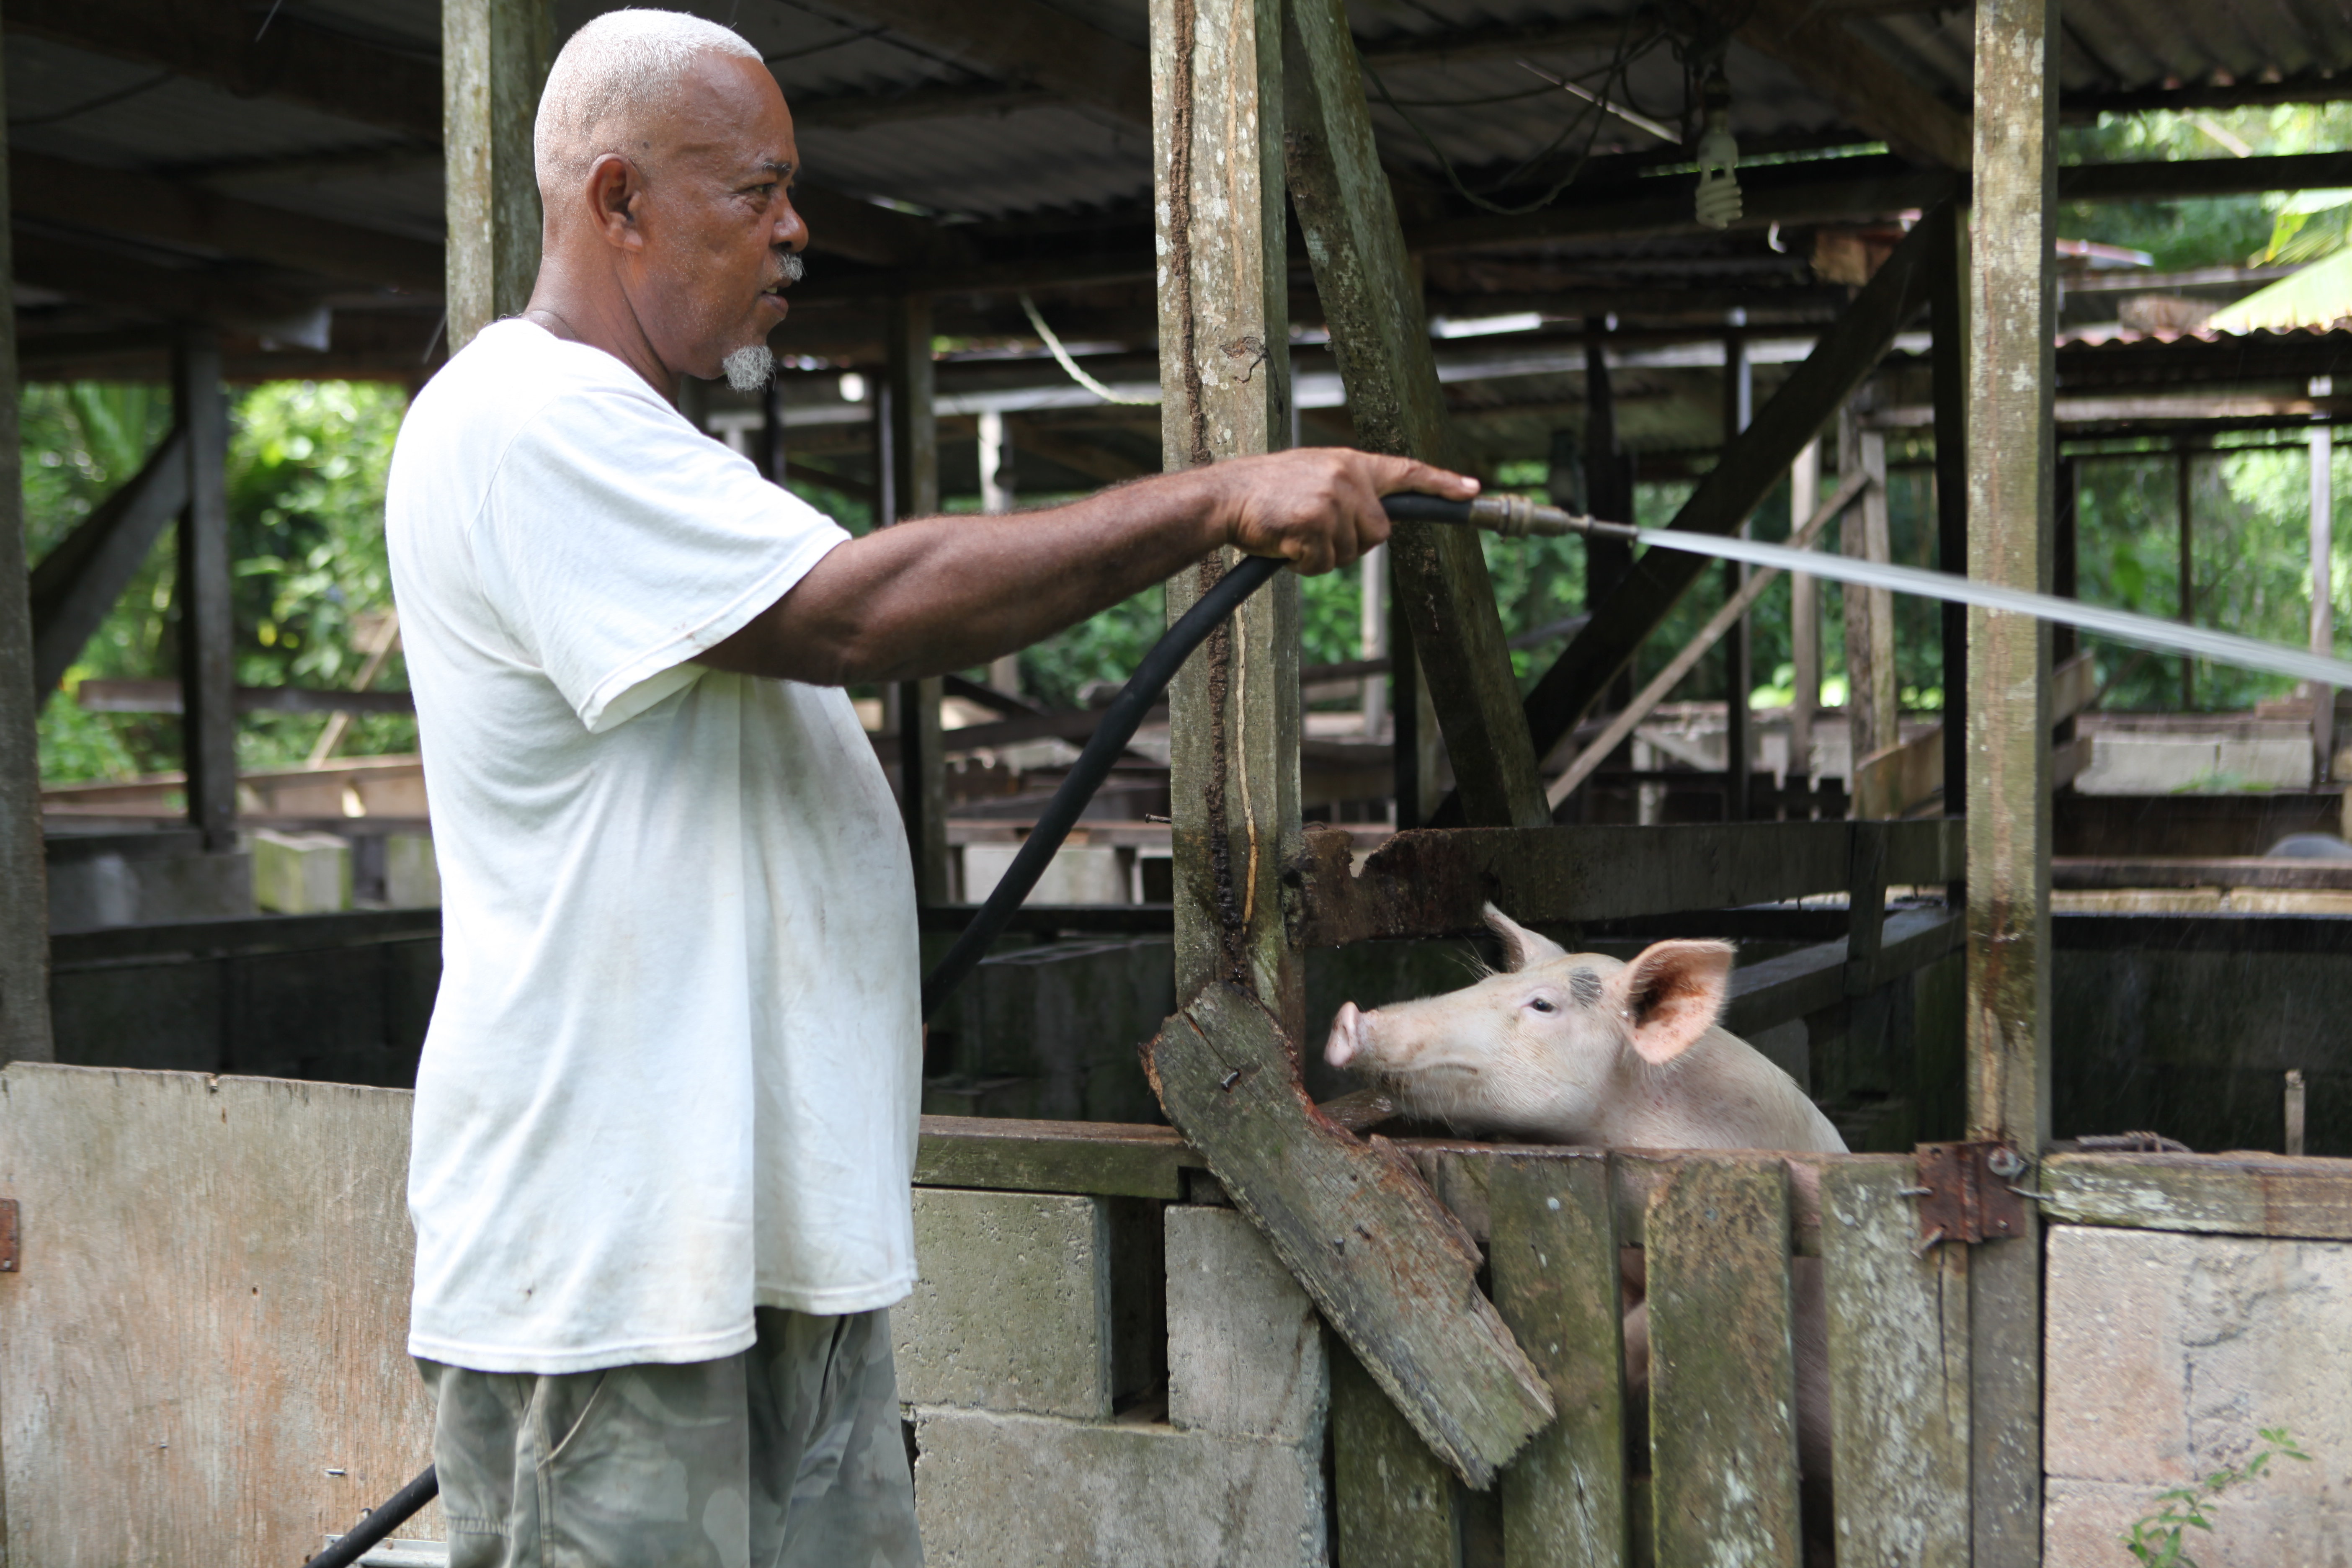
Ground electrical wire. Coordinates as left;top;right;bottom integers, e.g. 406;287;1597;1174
1018;294;1158;406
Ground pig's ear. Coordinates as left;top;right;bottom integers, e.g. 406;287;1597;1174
1609;940;1735;1065
1482;903;1566;972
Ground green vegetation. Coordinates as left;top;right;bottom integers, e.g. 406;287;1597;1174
25;380;411;785
2121;1426;2310;1567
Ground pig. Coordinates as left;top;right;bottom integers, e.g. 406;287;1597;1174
1323;904;1844;1554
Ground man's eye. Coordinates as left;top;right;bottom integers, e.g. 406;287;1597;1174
1528;997;1556;1014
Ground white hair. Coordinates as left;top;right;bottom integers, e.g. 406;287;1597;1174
534;8;763;195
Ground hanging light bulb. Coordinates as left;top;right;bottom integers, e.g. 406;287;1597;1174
1694;69;1740;230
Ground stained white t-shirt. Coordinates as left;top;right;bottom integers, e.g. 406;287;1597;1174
387;320;920;1375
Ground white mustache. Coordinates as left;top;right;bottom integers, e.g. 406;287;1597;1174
773;251;805;286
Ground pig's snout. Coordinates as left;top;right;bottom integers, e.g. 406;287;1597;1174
1326;1002;1367;1069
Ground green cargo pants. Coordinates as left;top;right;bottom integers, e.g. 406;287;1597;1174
418;1306;923;1568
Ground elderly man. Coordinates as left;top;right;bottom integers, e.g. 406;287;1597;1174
386;9;1470;1563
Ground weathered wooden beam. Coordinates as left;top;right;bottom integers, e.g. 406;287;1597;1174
10;235;325;332
1489;1154;1629;1568
1927;203;1970;820
444;0;550;354
173;330;237;854
1719;907;1963;1039
65;679;415;718
911;1115;1202;1200
0;44;52;1067
29;431;191;701
848;0;1150;126
885;294;950;905
2037;1151;2352;1240
1737;0;1971;170
1818;1161;1970;1566
1295;818;1963;947
6;0;439;138
1331;1341;1460;1568
1147;986;1555;1489
9;152;443;295
1284;0;1547;828
1645;1157;1803;1567
1504;205;1950;788
1966;5;2056;1563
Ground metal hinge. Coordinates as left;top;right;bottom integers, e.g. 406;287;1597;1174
1909;1141;2030;1254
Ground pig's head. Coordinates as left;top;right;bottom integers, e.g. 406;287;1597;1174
1321;903;1735;1142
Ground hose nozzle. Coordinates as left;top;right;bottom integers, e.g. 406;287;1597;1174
1383;492;1638;541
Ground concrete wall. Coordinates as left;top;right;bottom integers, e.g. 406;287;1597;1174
2045;1225;2352;1565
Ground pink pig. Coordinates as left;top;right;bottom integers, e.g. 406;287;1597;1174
1324;904;1844;1535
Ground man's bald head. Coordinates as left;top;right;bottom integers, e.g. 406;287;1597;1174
534;8;765;200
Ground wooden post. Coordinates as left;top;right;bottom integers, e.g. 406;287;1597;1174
1790;439;1821;789
1148;0;1555;1504
174;330;237;855
1585;322;1635;722
978;409;1021;696
2313;412;2334;781
1843;405;1898;763
1359;544;1387;737
1967;2;2056;1559
885;294;949;904
760;375;787;485
1724;323;1752;820
443;0;551;354
1282;0;1546;826
0;39;54;1064
2178;442;2195;712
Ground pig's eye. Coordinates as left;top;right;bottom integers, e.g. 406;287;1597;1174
1527;997;1557;1014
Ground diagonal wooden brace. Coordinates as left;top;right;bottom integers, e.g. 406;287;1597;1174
1145;983;1557;1488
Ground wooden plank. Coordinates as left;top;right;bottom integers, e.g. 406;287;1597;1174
1154;0;1299;1012
1847;423;1899;762
1854;725;1943;821
1490;1154;1629;1568
443;0;551;354
28;423;188;704
913;1114;1202;1199
0;1064;439;1559
1818;1161;1970;1568
1966;7;2058;1560
9;152;444;295
0;44;47;1067
848;0;1150;126
1738;0;1972;169
1331;1343;1460;1568
1506;205;1951;781
2037;1151;2352;1240
1283;0;1547;828
174;331;237;854
1645;1156;1803;1568
2050;856;2352;891
1927;205;1970;819
1721;908;1963;1038
1145;985;1555;1488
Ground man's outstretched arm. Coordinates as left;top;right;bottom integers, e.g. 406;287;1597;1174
699;447;1473;686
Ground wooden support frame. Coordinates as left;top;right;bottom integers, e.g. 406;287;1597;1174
885;294;950;904
444;0;551;356
1282;0;1548;828
1965;4;2058;1560
173;331;237;856
1500;204;1956;802
27;432;191;701
0;41;52;1067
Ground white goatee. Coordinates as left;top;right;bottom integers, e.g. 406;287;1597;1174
723;345;775;393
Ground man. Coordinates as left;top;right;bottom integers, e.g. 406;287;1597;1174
386;10;1473;1564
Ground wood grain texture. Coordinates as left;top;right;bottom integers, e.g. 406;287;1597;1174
1819;1161;1970;1568
1145;985;1554;1488
0;1064;437;1563
1965;5;2056;1556
2039;1151;2352;1240
915;1114;1203;1199
443;0;550;353
0;39;52;1066
1490;1154;1629;1568
1282;0;1547;829
1645;1157;1803;1568
1332;1343;1461;1568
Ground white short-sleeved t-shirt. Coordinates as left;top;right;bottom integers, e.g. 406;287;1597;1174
386;320;920;1375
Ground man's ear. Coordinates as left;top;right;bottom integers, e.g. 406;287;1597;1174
1606;940;1735;1065
585;153;646;250
1482;903;1567;973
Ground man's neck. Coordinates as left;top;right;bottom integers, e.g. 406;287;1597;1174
522;263;679;402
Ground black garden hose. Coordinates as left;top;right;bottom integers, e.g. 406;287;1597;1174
300;1465;440;1568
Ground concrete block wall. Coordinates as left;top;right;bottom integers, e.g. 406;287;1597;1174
903;1191;1328;1566
2045;1225;2352;1565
